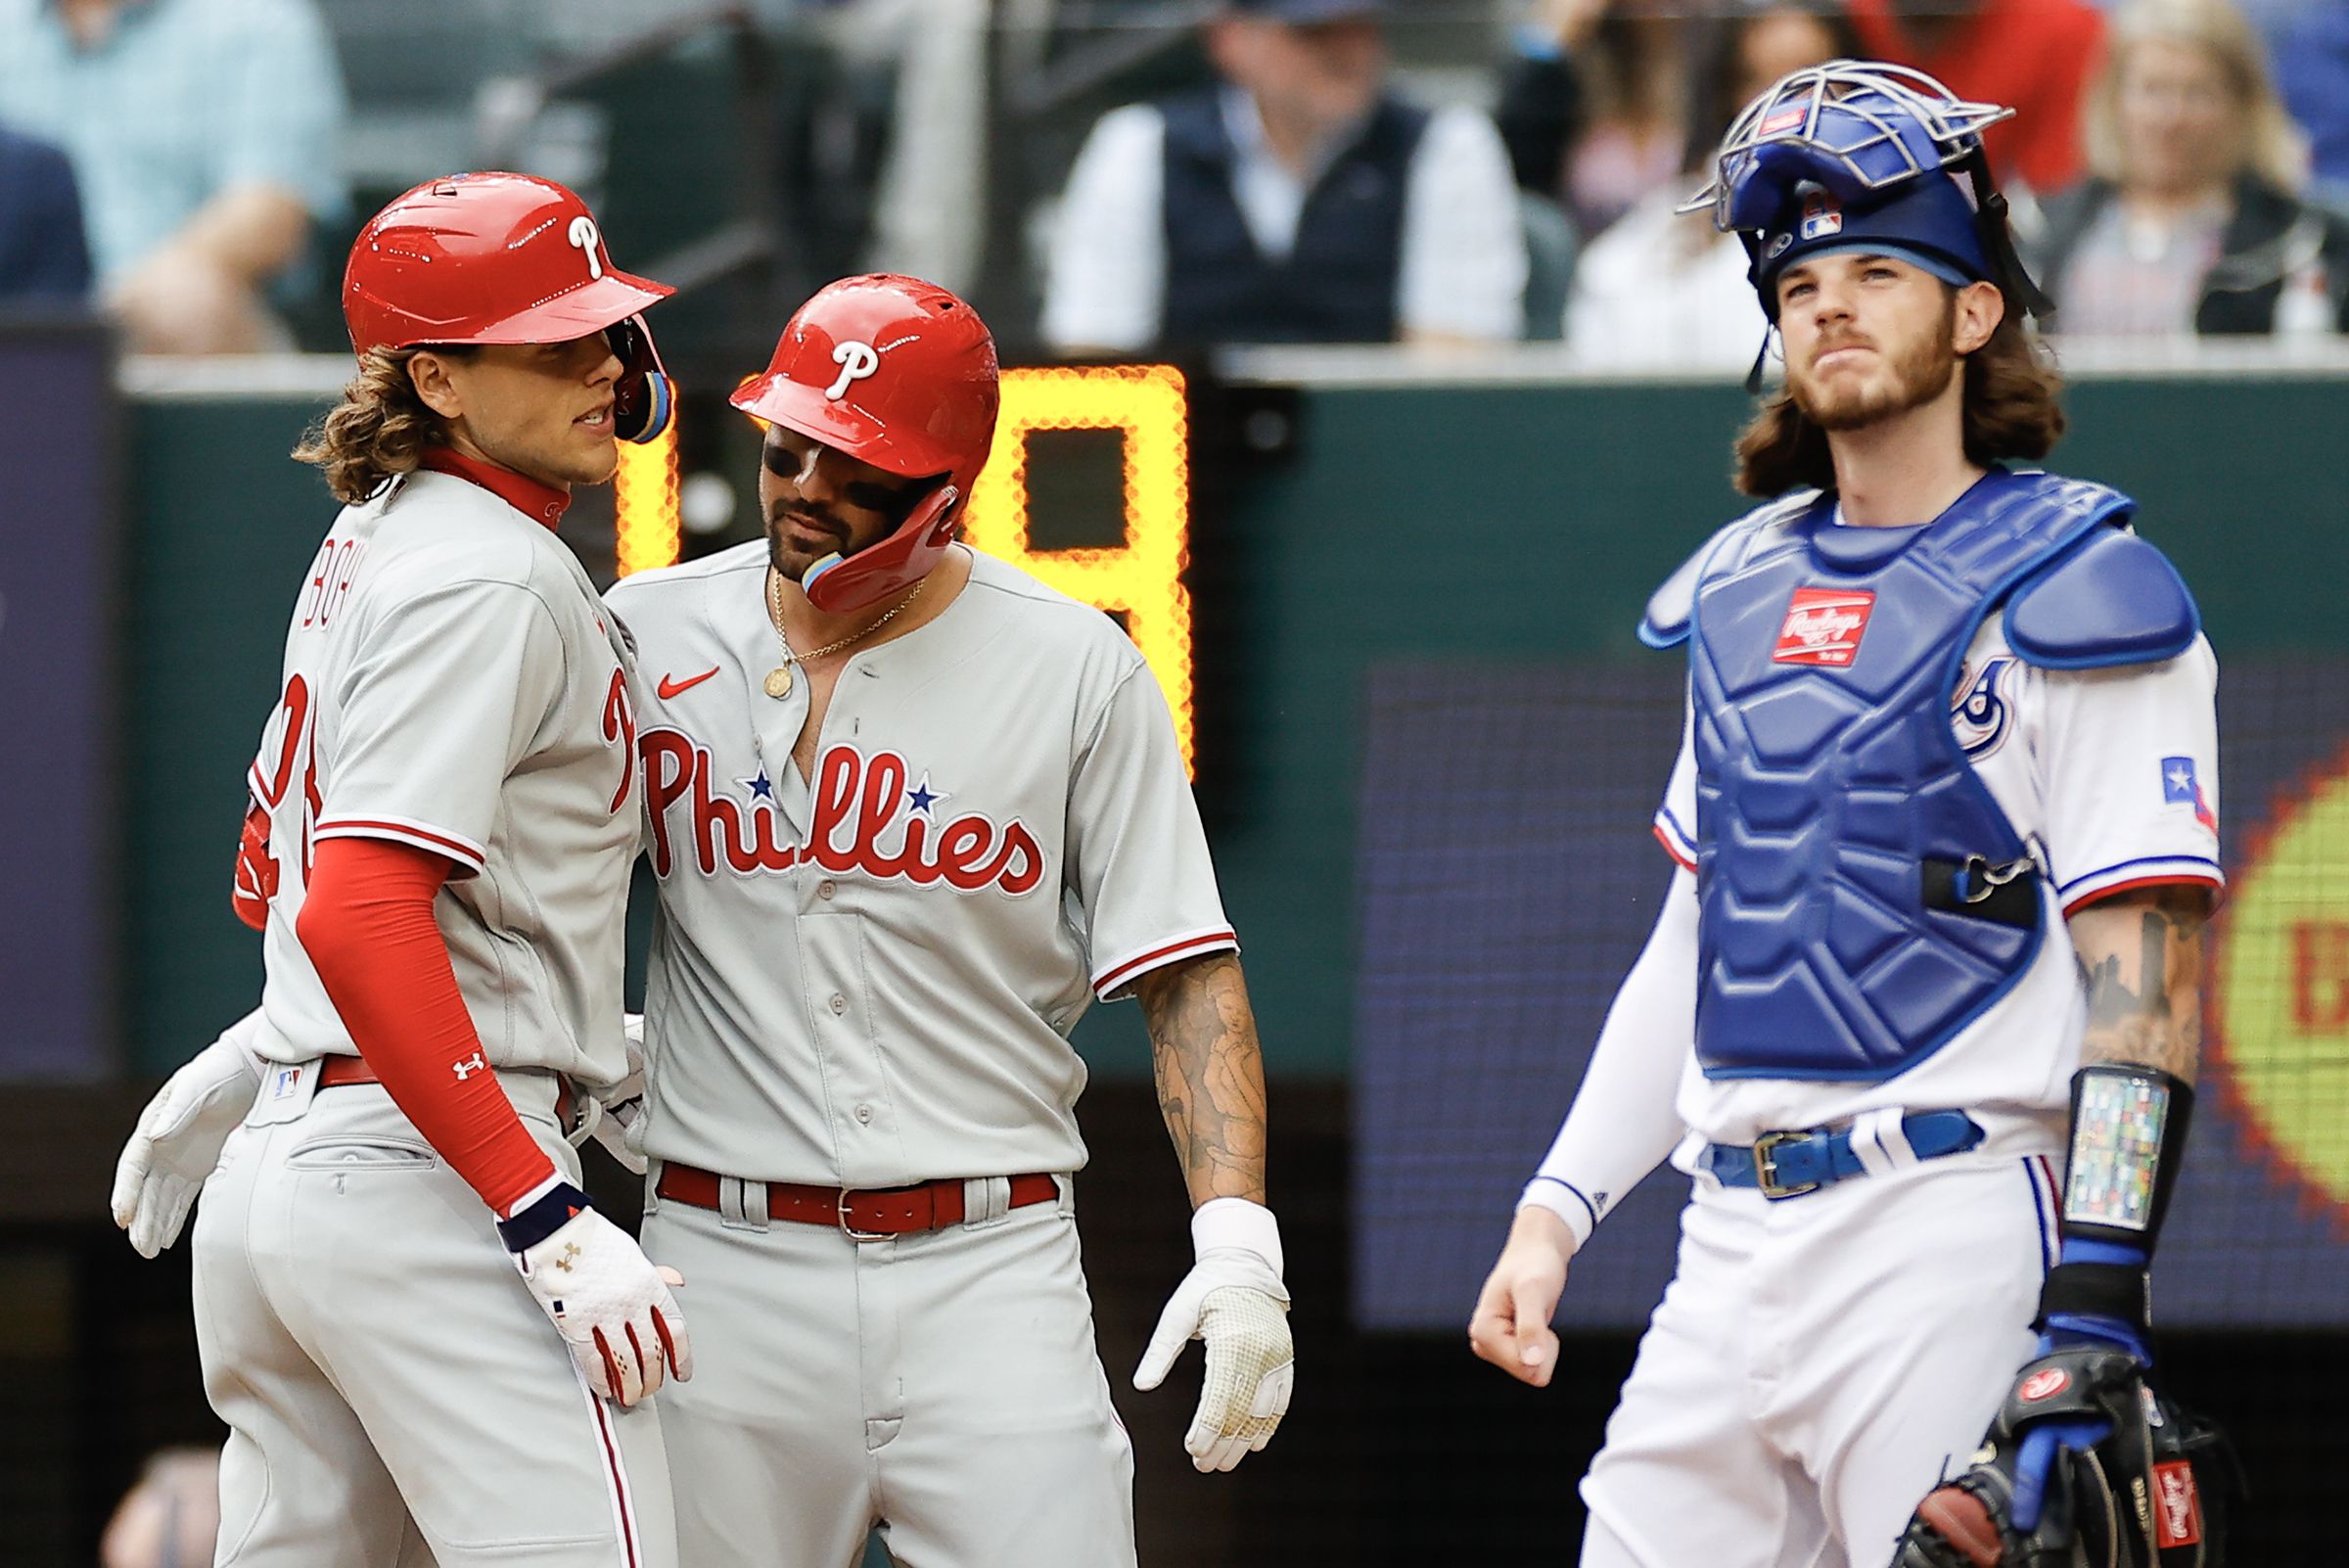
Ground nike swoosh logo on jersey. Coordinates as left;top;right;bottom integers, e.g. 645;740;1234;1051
657;668;719;700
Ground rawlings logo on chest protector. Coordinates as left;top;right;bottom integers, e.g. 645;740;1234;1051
640;729;1044;895
1773;587;1876;667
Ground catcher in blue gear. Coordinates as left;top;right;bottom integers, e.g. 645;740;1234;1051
1467;60;2238;1568
1700;62;2243;1568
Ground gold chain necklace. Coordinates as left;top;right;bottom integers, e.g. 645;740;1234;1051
762;570;925;699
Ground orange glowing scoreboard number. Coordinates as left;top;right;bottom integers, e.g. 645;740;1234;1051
613;364;1197;774
612;419;680;580
962;365;1196;774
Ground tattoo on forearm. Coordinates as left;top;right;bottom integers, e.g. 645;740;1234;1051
2073;888;2207;1083
1137;953;1269;1206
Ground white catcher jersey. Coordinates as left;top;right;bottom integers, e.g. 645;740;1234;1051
607;543;1237;1187
244;470;642;1089
1653;616;2224;1148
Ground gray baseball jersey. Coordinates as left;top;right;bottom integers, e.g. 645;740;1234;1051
605;542;1236;1186
200;464;675;1568
242;468;641;1090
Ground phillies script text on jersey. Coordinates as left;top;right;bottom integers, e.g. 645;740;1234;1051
641;731;1045;894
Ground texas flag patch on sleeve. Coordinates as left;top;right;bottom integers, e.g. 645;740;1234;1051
2161;756;2218;833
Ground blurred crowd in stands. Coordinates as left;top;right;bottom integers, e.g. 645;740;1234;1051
2;0;2346;363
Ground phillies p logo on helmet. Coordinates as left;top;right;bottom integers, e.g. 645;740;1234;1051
825;342;881;400
567;215;605;281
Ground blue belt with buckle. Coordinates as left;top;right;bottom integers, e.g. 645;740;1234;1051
1702;1110;1985;1200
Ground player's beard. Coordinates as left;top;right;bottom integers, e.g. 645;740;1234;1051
765;504;855;583
1787;296;1959;433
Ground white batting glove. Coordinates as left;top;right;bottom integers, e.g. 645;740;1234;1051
1133;1198;1295;1472
501;1182;692;1407
580;1012;648;1175
111;1012;265;1258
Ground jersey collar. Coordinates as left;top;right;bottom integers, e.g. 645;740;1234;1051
418;446;572;530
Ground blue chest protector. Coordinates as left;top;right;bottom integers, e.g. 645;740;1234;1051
1648;469;2188;1081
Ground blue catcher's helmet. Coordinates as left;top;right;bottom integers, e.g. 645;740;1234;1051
1683;60;2048;323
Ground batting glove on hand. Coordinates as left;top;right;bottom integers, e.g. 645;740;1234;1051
501;1181;692;1407
581;1013;649;1176
1134;1198;1294;1473
111;1014;264;1258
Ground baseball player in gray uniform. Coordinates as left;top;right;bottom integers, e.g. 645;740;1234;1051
110;173;692;1566
597;273;1294;1568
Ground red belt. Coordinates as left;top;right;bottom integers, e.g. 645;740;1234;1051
317;1055;389;1089
655;1162;1059;1238
315;1055;575;1130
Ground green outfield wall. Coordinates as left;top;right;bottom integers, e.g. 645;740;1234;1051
122;365;2349;1077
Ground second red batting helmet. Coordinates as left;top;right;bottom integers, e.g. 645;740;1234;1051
344;171;677;443
732;274;1001;613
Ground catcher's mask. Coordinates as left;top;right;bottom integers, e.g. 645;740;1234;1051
1681;59;2051;382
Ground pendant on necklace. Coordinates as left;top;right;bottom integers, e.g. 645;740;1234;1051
764;665;794;699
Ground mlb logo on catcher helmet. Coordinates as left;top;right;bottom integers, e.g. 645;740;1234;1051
1799;190;1843;241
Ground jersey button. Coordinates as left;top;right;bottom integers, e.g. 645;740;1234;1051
829;993;848;1015
854;1104;873;1124
818;880;837;900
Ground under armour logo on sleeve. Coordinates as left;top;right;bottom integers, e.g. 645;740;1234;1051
453;1051;488;1081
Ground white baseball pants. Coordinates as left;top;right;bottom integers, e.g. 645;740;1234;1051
641;1174;1135;1568
193;1073;676;1568
1580;1151;2060;1568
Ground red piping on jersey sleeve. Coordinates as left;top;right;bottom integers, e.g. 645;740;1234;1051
313;815;487;874
295;837;558;1216
1652;823;1697;872
1093;929;1240;998
2060;872;2225;918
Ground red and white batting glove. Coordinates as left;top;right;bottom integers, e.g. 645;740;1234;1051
112;1011;265;1258
1134;1198;1295;1472
230;801;276;932
499;1181;692;1407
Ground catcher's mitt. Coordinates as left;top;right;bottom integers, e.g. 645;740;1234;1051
1893;1345;2241;1568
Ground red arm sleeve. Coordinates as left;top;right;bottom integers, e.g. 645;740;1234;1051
295;837;558;1217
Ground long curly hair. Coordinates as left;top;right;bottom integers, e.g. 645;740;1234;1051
292;346;472;505
1732;308;2067;497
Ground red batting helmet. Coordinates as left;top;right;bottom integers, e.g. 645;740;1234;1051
344;171;676;443
731;274;1000;613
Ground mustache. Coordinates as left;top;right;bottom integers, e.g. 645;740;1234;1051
1810;333;1875;363
768;503;849;543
